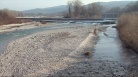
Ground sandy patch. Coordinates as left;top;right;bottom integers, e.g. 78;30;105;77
0;22;63;33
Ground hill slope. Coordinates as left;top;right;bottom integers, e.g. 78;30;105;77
22;1;135;14
22;5;67;14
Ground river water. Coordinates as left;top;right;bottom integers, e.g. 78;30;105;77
92;24;138;76
94;24;138;63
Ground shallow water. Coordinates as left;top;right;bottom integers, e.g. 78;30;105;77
93;24;138;64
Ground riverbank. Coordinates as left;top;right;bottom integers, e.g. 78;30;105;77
0;22;62;33
0;24;106;76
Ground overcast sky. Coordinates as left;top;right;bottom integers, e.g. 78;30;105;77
0;0;136;11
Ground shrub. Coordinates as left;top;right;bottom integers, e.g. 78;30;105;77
117;13;138;52
0;10;31;25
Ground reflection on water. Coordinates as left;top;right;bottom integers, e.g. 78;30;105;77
94;24;138;64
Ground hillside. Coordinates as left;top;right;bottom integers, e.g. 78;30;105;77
99;1;134;9
22;5;67;14
22;1;135;14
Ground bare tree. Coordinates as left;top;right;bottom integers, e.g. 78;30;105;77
106;7;122;14
66;0;103;18
124;1;138;13
2;9;23;17
87;3;103;18
67;1;73;18
72;0;83;18
80;6;88;18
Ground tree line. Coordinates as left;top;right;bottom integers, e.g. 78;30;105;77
65;0;103;18
65;0;138;18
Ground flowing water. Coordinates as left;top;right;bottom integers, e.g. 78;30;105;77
92;24;138;76
94;24;138;63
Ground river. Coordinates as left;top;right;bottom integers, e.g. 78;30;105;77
92;24;138;76
0;23;138;76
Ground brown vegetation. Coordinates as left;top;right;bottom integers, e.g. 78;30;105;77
0;10;31;25
66;0;103;18
40;21;47;24
0;10;19;25
84;51;92;57
93;28;97;35
117;13;138;52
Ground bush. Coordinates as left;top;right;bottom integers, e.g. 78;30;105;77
117;13;138;52
0;10;18;25
0;10;31;25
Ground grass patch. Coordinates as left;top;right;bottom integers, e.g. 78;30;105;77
117;13;138;52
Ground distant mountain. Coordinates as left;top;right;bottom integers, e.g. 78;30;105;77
98;1;134;9
22;1;135;14
22;5;67;14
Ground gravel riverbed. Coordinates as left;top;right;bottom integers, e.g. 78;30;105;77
0;24;138;77
0;24;103;76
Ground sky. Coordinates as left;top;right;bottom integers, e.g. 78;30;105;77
0;0;136;11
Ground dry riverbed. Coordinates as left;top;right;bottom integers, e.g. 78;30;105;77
0;22;60;33
0;24;107;76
